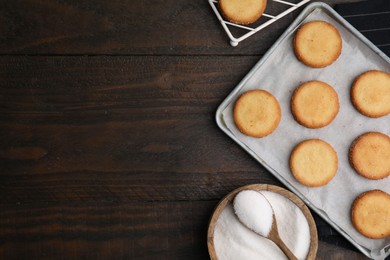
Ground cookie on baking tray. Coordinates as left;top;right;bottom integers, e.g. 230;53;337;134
291;80;339;129
351;70;390;118
233;89;281;138
349;132;390;180
293;20;342;68
290;139;338;187
219;0;267;25
352;190;390;239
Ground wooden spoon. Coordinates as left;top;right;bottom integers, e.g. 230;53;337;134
233;190;298;260
268;214;298;260
207;184;318;260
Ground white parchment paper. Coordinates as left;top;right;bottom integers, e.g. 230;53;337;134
221;8;390;257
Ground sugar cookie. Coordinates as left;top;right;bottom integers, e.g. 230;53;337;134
294;20;342;68
290;139;338;187
233;89;281;138
219;0;267;25
352;190;390;239
291;80;339;129
349;132;390;180
351;70;390;118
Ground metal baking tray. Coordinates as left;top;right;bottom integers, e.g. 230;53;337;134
215;2;390;259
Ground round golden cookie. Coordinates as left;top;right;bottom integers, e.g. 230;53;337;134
351;70;390;118
290;139;338;187
219;0;267;25
291;80;339;129
294;20;342;68
351;190;390;239
233;89;281;138
349;132;390;180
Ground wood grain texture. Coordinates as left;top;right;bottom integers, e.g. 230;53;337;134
0;0;361;55
0;201;215;259
0;0;374;259
0;56;281;205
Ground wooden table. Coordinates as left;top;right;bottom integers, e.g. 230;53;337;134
0;0;373;259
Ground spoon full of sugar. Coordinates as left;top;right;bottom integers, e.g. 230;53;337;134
233;190;298;260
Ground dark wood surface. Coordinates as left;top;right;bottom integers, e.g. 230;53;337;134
0;0;374;259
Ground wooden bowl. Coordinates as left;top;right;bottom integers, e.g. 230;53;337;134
207;184;318;260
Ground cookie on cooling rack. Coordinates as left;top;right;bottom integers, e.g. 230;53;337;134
294;20;342;68
349;132;390;180
219;0;267;25
290;139;338;187
233;89;281;138
351;70;390;118
291;80;339;129
352;190;390;239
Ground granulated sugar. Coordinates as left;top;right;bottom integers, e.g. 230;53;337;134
214;204;287;260
262;191;311;259
214;191;311;260
233;190;273;237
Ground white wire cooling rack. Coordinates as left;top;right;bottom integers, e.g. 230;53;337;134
209;0;311;46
